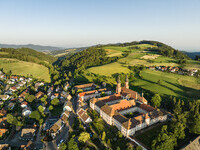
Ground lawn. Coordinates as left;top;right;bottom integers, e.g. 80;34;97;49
87;62;130;76
0;58;51;82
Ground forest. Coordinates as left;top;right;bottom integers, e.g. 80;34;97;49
0;48;56;64
61;47;119;73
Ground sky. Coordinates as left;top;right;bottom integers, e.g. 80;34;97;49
0;0;200;51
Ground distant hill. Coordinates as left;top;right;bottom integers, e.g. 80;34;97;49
0;47;57;64
0;43;64;51
183;51;200;59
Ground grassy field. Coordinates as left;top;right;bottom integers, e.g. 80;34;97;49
0;58;51;82
103;44;156;57
86;44;200;99
86;67;200;99
87;62;130;76
132;70;200;98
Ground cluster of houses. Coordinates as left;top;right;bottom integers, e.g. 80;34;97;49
75;83;112;124
148;66;199;76
0;69;73;148
0;71;35;142
42;82;73;140
75;76;169;137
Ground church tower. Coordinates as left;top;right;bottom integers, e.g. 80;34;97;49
125;74;129;89
116;76;121;94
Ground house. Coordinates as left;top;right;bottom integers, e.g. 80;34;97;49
64;82;69;91
43;116;58;131
7;80;14;85
61;111;70;125
19;128;36;141
0;109;7;117
77;108;92;124
35;82;44;91
49;119;64;139
78;88;111;102
0;95;9;101
0;117;8;128
19;77;25;81
8;102;15;110
149;66;155;70
0;129;8;138
0;74;6;80
22;108;32;117
181;136;200;150
0;144;10;150
21;101;28;108
51;93;59;100
75;83;97;92
19;90;28;99
63;101;72;112
35;91;44;99
10;86;17;92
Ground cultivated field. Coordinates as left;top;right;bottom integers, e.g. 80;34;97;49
0;58;51;82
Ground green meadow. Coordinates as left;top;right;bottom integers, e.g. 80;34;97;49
86;44;200;99
0;58;51;82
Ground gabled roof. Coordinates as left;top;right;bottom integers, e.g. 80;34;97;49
77;108;91;123
95;100;105;108
110;99;136;111
75;83;95;89
35;91;44;99
21;128;36;137
101;105;115;117
50;119;62;133
139;104;155;112
182;136;200;150
113;112;128;124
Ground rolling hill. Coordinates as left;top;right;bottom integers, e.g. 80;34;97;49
0;43;63;51
0;48;55;82
61;40;199;99
0;58;51;82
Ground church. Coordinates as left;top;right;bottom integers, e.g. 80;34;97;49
90;75;168;137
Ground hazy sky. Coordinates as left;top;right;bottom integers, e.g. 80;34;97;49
0;0;200;51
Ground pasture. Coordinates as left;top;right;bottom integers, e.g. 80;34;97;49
87;62;130;76
0;58;51;82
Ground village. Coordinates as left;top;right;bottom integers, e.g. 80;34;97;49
0;68;199;150
0;70;72;149
148;66;199;77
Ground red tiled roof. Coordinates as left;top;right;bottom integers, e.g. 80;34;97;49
79;90;97;97
75;83;94;89
0;129;8;137
139;104;155;112
110;99;136;111
35;91;44;99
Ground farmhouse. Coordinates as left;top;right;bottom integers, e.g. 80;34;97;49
90;76;168;137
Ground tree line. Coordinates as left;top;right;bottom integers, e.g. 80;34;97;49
0;47;56;64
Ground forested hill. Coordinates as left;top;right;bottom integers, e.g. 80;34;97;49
0;43;63;51
105;40;190;59
61;47;119;73
0;48;56;64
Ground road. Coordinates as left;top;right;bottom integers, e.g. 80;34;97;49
44;112;74;150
